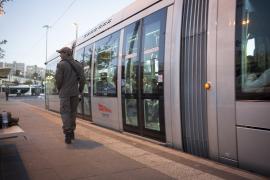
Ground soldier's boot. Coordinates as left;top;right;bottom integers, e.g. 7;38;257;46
71;131;75;140
65;134;72;144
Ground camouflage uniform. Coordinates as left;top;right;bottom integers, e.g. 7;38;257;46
55;53;85;140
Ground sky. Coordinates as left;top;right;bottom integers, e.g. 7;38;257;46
0;0;134;68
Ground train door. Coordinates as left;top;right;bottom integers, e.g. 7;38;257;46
180;0;209;157
121;9;167;141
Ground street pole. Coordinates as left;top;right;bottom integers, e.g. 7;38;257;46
73;23;78;45
42;25;50;109
42;25;50;63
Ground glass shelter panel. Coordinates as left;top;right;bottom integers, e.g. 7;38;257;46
236;0;270;100
94;32;120;96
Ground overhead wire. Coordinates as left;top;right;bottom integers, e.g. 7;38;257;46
50;0;77;28
22;0;78;61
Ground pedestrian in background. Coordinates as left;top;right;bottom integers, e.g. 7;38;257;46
55;47;85;144
5;86;9;101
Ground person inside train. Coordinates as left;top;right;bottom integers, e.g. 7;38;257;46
243;55;270;92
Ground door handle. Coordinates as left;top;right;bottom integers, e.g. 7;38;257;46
204;82;211;90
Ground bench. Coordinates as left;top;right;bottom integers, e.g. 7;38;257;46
0;125;24;139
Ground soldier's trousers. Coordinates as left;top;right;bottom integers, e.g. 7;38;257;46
60;96;79;135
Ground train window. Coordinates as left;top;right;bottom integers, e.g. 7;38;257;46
124;99;138;126
75;48;85;64
142;9;166;131
142;9;165;95
236;0;270;100
84;44;93;68
122;21;140;95
122;21;141;127
93;31;120;96
84;44;93;81
144;99;160;131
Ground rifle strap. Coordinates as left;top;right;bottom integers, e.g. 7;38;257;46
66;60;80;80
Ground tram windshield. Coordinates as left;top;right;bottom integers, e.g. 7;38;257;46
45;58;59;95
236;0;270;100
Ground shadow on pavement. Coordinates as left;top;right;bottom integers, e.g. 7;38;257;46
0;143;30;180
67;138;103;150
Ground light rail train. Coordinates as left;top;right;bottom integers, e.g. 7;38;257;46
45;0;270;176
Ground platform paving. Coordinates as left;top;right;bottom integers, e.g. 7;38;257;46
0;100;268;180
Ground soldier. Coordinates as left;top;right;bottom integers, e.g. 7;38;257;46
55;47;85;144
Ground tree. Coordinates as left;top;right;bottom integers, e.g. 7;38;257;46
0;39;7;59
12;79;19;85
0;0;12;15
24;80;33;85
32;72;39;79
1;0;12;58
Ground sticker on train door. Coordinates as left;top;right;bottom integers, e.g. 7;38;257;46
98;103;112;113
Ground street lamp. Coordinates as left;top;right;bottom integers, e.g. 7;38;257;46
73;23;78;44
42;25;50;109
42;25;50;63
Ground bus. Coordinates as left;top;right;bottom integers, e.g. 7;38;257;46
2;85;42;96
45;0;270;176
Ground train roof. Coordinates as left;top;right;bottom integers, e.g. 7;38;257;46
76;0;163;46
46;0;168;64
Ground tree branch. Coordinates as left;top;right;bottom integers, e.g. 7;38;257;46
0;48;5;59
0;0;12;14
0;0;12;6
0;39;7;59
0;40;8;44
